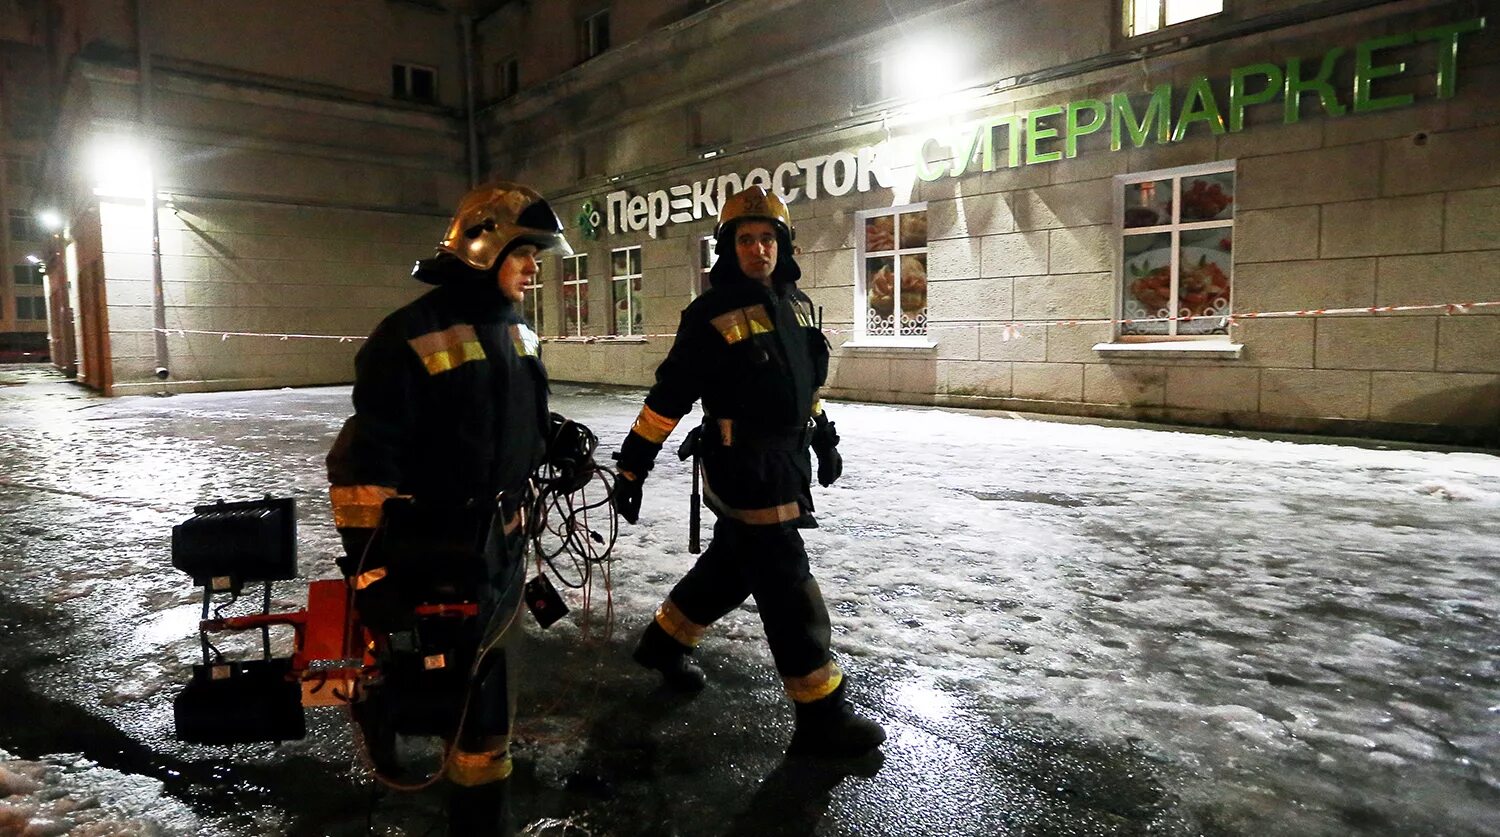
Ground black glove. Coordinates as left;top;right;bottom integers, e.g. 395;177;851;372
612;472;644;524
810;414;842;488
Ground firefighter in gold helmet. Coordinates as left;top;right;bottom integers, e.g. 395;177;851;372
611;185;885;759
327;181;574;835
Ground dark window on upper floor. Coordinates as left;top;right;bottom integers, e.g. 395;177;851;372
580;9;610;62
496;57;519;99
5;157;37;186
392;63;438;103
8;209;36;242
12;263;43;286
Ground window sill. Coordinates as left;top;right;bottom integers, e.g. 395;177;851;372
840;339;938;352
541;335;649;344
1093;341;1242;359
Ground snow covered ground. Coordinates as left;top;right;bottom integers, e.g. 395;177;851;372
1;368;1497;835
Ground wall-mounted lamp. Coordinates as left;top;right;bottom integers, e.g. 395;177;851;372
89;136;153;198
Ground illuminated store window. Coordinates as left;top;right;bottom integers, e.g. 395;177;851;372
1118;162;1235;338
1126;0;1222;37
697;235;716;297
523;262;544;334
562;254;589;336
392;63;438;103
610;246;643;336
855;204;928;340
580;10;610;61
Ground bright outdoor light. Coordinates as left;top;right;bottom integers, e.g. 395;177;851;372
891;39;958;99
37;209;62;231
89;136;153;198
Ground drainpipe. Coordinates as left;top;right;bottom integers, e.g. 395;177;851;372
137;0;169;382
461;15;480;187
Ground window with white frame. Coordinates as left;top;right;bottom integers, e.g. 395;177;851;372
610;246;643;336
1125;0;1223;37
496;57;519;99
856;204;928;339
392;63;438;103
580;9;610;61
523;262;544;334
1118;163;1235;338
562;254;589;336
697;235;717;297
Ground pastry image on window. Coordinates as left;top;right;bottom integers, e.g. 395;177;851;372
865;215;895;252
867;255;927;317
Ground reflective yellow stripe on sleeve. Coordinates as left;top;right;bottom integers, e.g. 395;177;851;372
408;324;487;375
631;405;679;445
811;399;824;417
329;484;397;528
784;660;844;704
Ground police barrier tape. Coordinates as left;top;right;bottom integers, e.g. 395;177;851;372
120;300;1500;345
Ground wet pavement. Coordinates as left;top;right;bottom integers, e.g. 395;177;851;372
1;362;1497;836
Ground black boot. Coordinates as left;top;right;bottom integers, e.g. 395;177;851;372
787;682;885;758
632;620;706;693
447;781;512;837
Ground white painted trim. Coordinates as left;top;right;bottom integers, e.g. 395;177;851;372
1093;341;1242;358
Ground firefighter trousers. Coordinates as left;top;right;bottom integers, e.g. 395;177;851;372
661;517;834;690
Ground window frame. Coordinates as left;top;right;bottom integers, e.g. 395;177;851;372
8;209;37;242
561;253;589;337
495;56;519;100
13;294;45;321
696;235;717;298
392;62;439;103
1121;0;1224;39
852;201;932;347
13;263;43;286
522;261;545;334
580;9;611;62
609;245;643;337
1113;160;1237;342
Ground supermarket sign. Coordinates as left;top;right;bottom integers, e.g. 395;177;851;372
587;17;1485;240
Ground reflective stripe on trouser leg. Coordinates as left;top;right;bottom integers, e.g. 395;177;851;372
447;740;513;787
784;659;844;704
654;598;708;648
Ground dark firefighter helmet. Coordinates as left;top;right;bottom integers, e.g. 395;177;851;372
713;185;794;257
437;181;574;271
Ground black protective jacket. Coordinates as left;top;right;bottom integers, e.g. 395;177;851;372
327;271;549;553
616;256;830;527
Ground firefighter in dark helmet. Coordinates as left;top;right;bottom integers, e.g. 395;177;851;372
327;181;574;835
611;185;886;759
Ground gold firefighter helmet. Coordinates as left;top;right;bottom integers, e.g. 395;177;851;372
437;181;574;270
713;185;793;256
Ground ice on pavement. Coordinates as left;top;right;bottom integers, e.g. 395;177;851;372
1;377;1497;834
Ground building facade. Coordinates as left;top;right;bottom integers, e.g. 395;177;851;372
484;0;1498;445
20;0;1500;443
29;0;480;393
0;4;52;361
